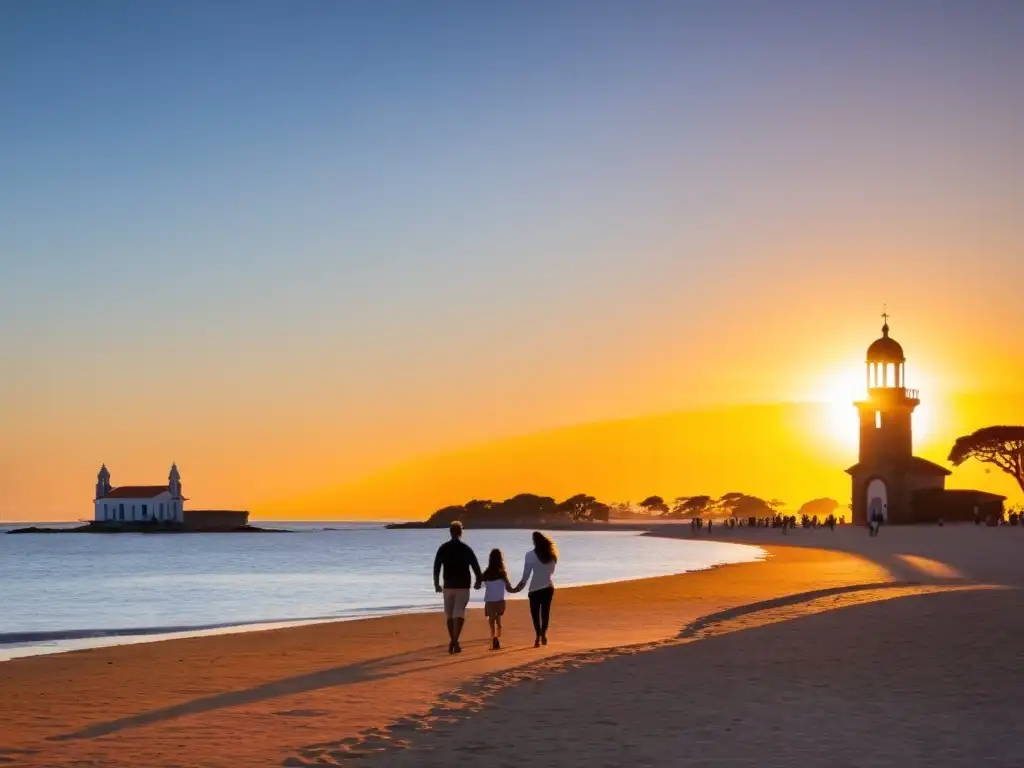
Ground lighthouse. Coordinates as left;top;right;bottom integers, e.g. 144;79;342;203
845;315;950;525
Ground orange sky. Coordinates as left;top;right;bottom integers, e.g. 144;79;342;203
257;392;1024;521
4;314;1022;522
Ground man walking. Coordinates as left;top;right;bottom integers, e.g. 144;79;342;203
433;521;482;654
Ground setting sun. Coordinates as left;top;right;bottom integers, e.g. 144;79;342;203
818;364;865;454
816;360;935;456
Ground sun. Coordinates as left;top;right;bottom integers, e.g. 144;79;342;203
816;364;934;454
818;367;864;454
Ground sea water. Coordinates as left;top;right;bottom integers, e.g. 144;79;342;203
0;523;763;659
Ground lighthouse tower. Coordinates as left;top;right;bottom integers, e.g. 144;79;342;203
845;314;950;525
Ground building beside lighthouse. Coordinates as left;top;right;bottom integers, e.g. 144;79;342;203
845;317;1005;525
93;463;186;524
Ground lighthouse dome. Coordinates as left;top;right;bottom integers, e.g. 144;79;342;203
867;322;904;363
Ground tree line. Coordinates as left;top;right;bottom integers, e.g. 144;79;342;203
420;425;1024;529
425;492;847;526
426;493;613;526
636;493;844;521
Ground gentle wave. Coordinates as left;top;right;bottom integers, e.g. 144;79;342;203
0;604;430;646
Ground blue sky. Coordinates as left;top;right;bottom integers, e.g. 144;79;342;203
4;2;1020;345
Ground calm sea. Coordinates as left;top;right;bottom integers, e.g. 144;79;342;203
0;523;763;660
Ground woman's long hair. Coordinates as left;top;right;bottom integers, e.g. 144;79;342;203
532;531;558;565
481;548;508;582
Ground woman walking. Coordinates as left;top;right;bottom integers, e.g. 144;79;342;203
515;531;558;648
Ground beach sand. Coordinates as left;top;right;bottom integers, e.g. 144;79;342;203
1;525;1020;767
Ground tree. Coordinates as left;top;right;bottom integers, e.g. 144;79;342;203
426;504;467;525
557;493;595;522
557;494;610;523
669;495;714;518
717;493;779;519
797;497;840;519
590;501;611;523
462;499;494;524
948;426;1024;495
639;495;669;515
494;493;559;523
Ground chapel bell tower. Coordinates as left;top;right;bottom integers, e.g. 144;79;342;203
169;463;182;499
846;312;949;525
855;312;919;466
95;464;112;500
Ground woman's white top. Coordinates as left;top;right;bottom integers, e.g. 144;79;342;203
521;550;556;592
484;579;508;602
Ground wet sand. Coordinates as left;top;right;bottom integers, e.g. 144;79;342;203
2;525;1020;767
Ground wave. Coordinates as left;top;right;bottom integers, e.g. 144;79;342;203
0;604;432;647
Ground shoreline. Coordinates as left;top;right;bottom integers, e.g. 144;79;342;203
1;533;766;661
5;524;289;534
384;520;655;530
3;525;1021;766
0;535;896;767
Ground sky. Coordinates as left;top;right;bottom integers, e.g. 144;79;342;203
2;1;1022;520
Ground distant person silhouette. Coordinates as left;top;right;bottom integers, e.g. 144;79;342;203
515;531;558;648
433;521;482;654
868;501;884;537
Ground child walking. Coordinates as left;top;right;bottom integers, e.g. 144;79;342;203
478;548;519;650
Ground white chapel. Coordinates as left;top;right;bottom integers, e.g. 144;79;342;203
94;463;186;524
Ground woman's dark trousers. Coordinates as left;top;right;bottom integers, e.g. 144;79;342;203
529;586;554;636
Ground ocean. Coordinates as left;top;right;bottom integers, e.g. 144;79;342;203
0;523;763;660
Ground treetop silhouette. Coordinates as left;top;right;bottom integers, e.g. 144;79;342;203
948;426;1024;495
639;495;669;515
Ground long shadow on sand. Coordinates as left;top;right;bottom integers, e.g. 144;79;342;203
306;586;1024;767
43;540;983;756
44;579;952;748
45;643;535;743
283;579;980;765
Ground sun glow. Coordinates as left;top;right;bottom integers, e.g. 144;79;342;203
816;364;934;454
819;367;864;454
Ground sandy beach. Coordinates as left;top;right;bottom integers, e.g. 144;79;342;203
2;524;1022;767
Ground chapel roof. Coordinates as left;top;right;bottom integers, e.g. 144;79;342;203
845;456;952;477
907;456;953;476
912;487;1007;501
100;485;170;499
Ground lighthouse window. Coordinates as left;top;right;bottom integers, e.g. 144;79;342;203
875;411;883;429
